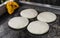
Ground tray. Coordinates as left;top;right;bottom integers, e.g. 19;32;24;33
0;2;60;38
0;6;7;16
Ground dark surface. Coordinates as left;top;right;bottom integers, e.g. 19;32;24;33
0;6;7;16
31;0;60;6
0;5;60;38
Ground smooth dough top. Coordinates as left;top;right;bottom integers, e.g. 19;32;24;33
8;17;29;29
27;21;49;34
37;12;57;23
20;9;38;18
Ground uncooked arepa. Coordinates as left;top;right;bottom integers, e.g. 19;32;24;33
37;12;57;23
20;9;38;18
27;21;49;34
8;17;29;29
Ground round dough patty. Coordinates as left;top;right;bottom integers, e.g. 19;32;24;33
20;9;38;18
37;12;57;23
8;17;29;29
27;21;49;34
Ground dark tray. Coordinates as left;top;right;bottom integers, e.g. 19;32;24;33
0;6;7;16
0;2;60;38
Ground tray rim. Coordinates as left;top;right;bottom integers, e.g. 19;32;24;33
19;1;60;10
0;0;14;7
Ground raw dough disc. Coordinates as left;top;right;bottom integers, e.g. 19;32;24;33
20;9;38;18
37;12;57;23
27;21;49;34
8;17;29;29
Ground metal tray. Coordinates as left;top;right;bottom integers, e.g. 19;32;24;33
0;6;7;16
0;1;60;38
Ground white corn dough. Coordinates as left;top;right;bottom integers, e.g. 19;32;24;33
27;21;49;34
37;12;57;23
8;17;29;29
20;9;38;18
